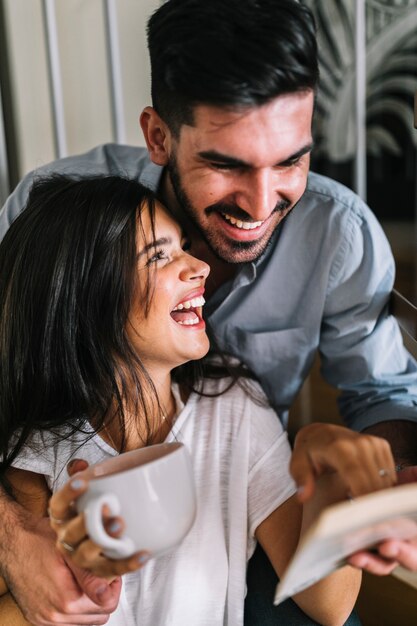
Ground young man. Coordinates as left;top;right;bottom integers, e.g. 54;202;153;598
1;1;417;624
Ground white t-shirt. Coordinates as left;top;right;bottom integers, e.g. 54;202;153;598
12;380;296;626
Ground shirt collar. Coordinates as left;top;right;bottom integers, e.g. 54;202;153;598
232;222;282;288
138;158;164;192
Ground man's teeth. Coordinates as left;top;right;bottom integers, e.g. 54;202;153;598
172;295;205;311
222;213;263;230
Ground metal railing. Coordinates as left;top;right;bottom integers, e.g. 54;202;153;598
40;0;126;162
0;0;410;206
0;80;9;206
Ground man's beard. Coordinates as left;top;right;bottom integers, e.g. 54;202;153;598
167;154;291;264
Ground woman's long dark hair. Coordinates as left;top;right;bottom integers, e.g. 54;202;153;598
0;175;173;492
0;174;263;495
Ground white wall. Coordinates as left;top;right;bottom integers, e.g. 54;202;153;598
3;0;160;177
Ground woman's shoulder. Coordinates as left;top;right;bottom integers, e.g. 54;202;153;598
193;376;282;429
192;374;263;401
12;422;109;473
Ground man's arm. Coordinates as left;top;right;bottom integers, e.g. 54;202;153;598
363;420;417;467
0;470;120;626
315;188;417;433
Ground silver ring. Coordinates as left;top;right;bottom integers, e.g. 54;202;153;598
59;539;76;553
47;507;65;525
378;468;390;477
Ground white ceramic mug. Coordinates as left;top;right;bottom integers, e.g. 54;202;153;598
77;442;196;558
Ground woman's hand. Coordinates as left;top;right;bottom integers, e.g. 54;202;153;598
290;423;396;503
48;460;150;579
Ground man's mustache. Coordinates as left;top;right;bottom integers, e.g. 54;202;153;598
205;199;291;221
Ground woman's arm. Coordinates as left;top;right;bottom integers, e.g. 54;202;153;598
256;483;361;626
256;423;398;626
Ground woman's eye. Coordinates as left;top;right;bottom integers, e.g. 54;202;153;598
146;249;167;265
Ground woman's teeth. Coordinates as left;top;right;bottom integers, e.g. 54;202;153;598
222;213;263;230
177;316;200;326
172;295;205;311
171;295;205;326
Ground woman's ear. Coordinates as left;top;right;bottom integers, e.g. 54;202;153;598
140;107;171;166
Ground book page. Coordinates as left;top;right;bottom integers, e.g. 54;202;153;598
274;483;417;605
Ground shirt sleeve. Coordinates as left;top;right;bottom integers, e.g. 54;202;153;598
10;431;59;491
247;400;297;538
0;144;149;242
320;196;417;431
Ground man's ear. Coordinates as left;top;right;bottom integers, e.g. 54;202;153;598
140;107;171;166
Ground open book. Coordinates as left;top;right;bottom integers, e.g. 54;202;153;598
274;482;417;605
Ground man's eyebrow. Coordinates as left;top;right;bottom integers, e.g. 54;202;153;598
137;237;171;258
280;143;314;164
197;150;249;168
197;143;314;168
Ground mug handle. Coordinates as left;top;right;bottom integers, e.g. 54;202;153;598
83;492;136;559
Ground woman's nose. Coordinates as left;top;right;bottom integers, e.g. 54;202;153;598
180;255;210;281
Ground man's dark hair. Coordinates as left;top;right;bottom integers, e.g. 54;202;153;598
147;0;318;135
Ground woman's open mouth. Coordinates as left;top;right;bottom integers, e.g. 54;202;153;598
170;295;205;326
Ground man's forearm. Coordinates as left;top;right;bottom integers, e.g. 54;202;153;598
363;419;417;467
0;488;34;581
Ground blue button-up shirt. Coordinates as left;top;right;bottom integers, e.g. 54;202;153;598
2;143;417;430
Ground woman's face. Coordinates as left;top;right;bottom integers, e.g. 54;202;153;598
127;199;210;374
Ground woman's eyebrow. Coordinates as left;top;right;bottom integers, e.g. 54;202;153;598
137;237;171;258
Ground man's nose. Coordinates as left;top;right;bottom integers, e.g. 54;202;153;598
234;169;277;222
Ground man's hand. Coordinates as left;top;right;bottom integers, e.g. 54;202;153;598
290;423;396;502
3;515;120;626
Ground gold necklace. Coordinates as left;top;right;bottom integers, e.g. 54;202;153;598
162;389;177;424
101;391;177;450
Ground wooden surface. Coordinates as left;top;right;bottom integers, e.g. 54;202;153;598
356;572;417;626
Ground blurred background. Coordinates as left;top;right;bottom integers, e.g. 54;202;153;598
303;0;417;302
0;0;416;298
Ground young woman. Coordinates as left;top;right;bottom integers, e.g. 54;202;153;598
0;175;395;626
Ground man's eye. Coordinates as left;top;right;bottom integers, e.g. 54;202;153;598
210;162;238;171
282;156;302;167
146;250;167;265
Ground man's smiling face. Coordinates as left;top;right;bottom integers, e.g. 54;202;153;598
162;91;314;264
